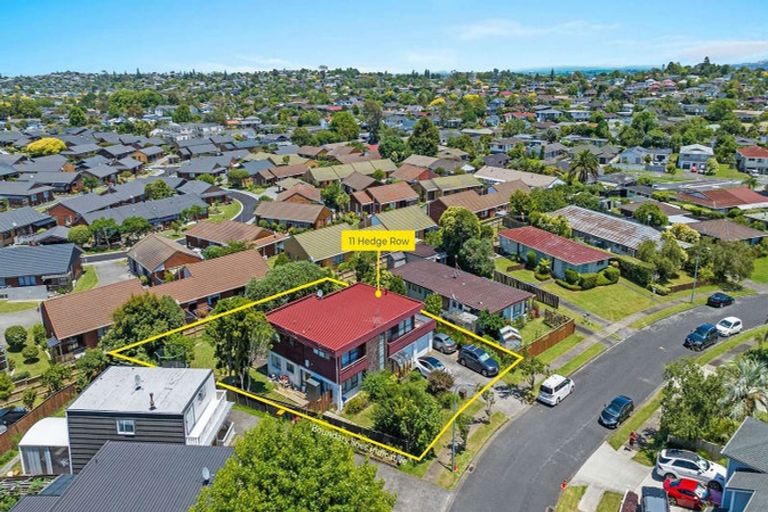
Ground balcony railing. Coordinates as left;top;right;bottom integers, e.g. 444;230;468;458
186;390;232;446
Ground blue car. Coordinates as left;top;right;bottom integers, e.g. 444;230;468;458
458;345;499;377
684;323;718;351
599;395;634;428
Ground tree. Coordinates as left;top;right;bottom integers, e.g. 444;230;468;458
408;118;440;157
172;103;193;123
291;127;313;147
68;225;92;246
439;207;482;262
362;99;383;142
633;203;668;228
182;204;206;222
508;190;537;220
4;325;27;351
198;173;217;185
42;364;70;394
423;293;443;316
68;105;87;127
372;377;442;453
89;217;120;247
120;216;152;243
743;175;759;190
0;372;14;401
190;417;395;512
719;358;768;420
30;323;46;346
74;349;109;391
670;223;700;244
202;240;249;260
205;296;275;391
22;389;37;410
245;261;331;309
82;175;100;192
21;344;39;363
144;180;175;200
475;310;505;338
568;150;600;183
427;370;455;395
320;181;348;210
714;133;737;166
518;347;549;398
707;98;737;121
227;168;250;189
481;387;496;422
26;137;66;156
378;134;410;163
711;241;755;284
457;237;494;277
330;111;359;141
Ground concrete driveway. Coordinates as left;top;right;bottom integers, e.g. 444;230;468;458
0;305;42;345
90;259;132;287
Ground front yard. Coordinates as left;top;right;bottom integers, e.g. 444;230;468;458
541;278;657;322
73;265;99;293
207;199;242;223
0;301;38;313
751;256;768;284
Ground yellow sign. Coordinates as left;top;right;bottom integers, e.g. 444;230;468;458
341;230;416;252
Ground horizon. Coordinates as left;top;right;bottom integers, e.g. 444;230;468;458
1;0;767;76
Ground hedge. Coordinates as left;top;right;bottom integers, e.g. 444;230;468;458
580;273;598;290
616;256;655;287
603;266;620;283
556;279;582;291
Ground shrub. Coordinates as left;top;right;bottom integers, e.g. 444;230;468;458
534;271;550;281
617;256;655;287
31;324;47;346
11;370;31;382
648;283;671;296
579;273;598;290
21;344;39;362
361;371;396;401
343;392;370;415
427;371;455;395
526;251;537;269
4;325;27;351
555;279;581;291
596;272;612;287
603;266;620;283
438;391;458;409
0;372;14;401
564;268;580;285
22;389;37;410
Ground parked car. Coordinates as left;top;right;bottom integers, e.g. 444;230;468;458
656;449;726;491
663;478;711;510
716;316;742;337
432;333;457;354
0;406;28;427
684;323;718;351
458;344;499;377
641;486;670;512
538;374;574;406
414;356;451;378
598;395;634;428
707;292;734;308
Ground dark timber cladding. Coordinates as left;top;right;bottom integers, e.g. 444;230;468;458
67;412;186;472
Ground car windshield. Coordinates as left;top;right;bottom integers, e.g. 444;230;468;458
477;352;491;362
719;320;733;328
606;403;622;415
697;459;710;471
695;326;711;335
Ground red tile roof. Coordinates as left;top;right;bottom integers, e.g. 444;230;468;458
499;226;610;265
677;187;768;209
366;182;419;205
737;146;768;158
266;283;423;354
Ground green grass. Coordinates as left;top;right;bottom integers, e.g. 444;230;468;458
556;343;606;376
541;279;658;322
751;257;768;284
695;325;768;365
6;346;51;378
73;265;99;293
399;458;432;478
630;301;699;330
538;333;586;366
714;163;747;180
191;338;216;370
596;491;623;512
0;301;38;313
340;404;376;429
555;485;587;512
208;199;242;223
608;392;663;450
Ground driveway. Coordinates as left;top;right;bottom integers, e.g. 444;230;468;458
0;306;42;345
90;259;132;287
450;294;768;512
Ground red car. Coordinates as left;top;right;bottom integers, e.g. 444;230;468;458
663;478;710;510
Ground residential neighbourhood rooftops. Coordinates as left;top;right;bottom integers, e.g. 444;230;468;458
499;226;610;265
0;206;53;233
418;174;482;193
285;223;351;262
267;283;423;353
553;205;662;252
254;201;330;224
690;218;767;242
365;181;419;204
126;233;200;271
677;187;768;210
371;204;437;233
430;189;508;215
274;183;322;203
0;243;81;279
184;219;273;245
82;194;207;225
474;166;564;189
736;145;768;158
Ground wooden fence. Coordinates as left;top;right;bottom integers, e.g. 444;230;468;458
667;435;723;461
527;319;576;357
493;270;560;309
0;384;77;453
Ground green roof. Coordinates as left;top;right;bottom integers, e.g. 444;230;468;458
307;159;396;183
372;205;437;233
419;174;481;192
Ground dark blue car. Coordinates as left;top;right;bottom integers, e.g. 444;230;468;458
599;395;634;428
684;323;718;351
707;292;734;308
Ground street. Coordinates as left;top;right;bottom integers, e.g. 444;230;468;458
226;189;260;223
450;294;768;512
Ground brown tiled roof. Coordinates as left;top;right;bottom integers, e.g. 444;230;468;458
335;150;383;164
737;146;768;158
126;234;200;272
677;187;768;209
274;183;322;203
269;163;310;179
255;201;330;224
341;171;377;192
689;218;766;242
366;182;419;205
432;190;508;214
489;180;531;198
42;279;146;340
297;146;324;158
184;220;273;245
351;190;374;205
391;164;435;182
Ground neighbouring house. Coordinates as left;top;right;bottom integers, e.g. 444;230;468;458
80;164;121;185
11;441;232;512
127;234;201;285
81;195;209;229
365;204;438;239
254;201;332;230
392;258;532;322
689;219;767;244
617;146;671;170
499;226;611;279
176;157;228;180
255;163;310;186
720;417;768;512
18;417;70;476
427;189;508;223
304;159;396;187
677;187;768;213
185;219;286;257
266;283;436;410
47;193;125;226
617;200;687;222
678;144;714;171
19;171;84;194
133;145;165;163
0;243;82;289
0;181;54;207
0;207;56;247
341;171;377;194
552;205;662;257
736;146;768;175
274;183;322;204
389;164;437;184
416;174;483;201
351;182;419;214
177;180;230;205
473;165;565;189
283;223;358;267
65;366;234;472
99;144;135;160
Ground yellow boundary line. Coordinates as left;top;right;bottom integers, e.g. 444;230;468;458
107;277;524;461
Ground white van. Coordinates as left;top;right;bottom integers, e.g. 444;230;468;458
537;374;575;406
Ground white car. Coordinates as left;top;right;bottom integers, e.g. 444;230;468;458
537;374;575;406
716;316;742;337
414;356;452;378
656;449;726;491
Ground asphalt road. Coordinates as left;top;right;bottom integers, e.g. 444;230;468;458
450;294;768;512
226;189;259;223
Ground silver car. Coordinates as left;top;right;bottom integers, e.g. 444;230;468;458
656;449;726;491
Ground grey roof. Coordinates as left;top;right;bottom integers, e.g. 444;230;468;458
100;144;134;157
725;472;768;512
721;417;768;472
57;192;123;216
0;243;80;278
178;156;228;175
9;495;59;512
241;159;274;176
0;182;53;197
177;180;226;198
186;143;220;156
0;162;20;177
115;157;142;170
20;171;81;186
82;194;207;225
80;155;109;168
83;164;120;179
65;143;101;156
29;225;71;244
21;441;232;512
553;205;662;251
138;145;163;156
0;207;53;233
69;366;212;414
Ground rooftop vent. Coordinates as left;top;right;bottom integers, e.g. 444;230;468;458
149;392;156;410
202;467;211;485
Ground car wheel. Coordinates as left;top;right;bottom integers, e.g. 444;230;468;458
664;473;676;481
459;358;466;367
668;497;677;506
709;481;722;492
556;397;561;405
481;369;488;377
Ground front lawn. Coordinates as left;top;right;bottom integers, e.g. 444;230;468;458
208;200;242;223
714;164;746;180
538;333;586;366
73;265;99;293
0;301;38;313
596;491;623;512
541;278;657;322
608;392;662;450
556;343;606;376
555;485;587;512
752;257;768;284
6;345;51;378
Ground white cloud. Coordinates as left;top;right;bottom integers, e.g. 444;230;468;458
457;19;618;41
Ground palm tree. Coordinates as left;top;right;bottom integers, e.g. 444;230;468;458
743;175;759;190
719;359;768;419
568;150;600;184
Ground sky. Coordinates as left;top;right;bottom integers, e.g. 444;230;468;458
1;0;768;76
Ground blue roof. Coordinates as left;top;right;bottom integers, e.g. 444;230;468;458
0;243;80;278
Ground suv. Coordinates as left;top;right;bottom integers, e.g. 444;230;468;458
641;486;670;512
432;333;457;354
538;374;574;406
684;323;718;351
458;345;499;377
656;449;726;491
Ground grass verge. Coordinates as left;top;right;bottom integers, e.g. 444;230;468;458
695;325;767;366
539;333;586;366
608;391;662;450
557;343;606;376
0;301;38;313
73;265;99;293
555;485;587;512
596;490;623;512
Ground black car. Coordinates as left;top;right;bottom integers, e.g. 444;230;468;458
599;395;634;428
684;323;718;351
458;344;499;377
0;406;28;427
707;292;734;308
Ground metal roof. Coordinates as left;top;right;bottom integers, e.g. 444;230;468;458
82;194;207;225
0;207;53;233
553;205;662;251
371;204;437;233
721;417;768;473
0;243;80;278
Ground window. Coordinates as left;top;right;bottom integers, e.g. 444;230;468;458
116;419;135;435
341;347;363;367
270;354;281;370
341;373;361;394
286;361;295;374
313;348;330;360
18;276;36;287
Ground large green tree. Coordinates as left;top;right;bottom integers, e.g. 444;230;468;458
568;150;600;184
457;237;494;277
719;358;768;420
144;180;175;200
68;105;87;127
362;99;383;143
408;118;439;156
245;261;332;309
190;418;395;512
438;206;482;262
330;111;359;141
